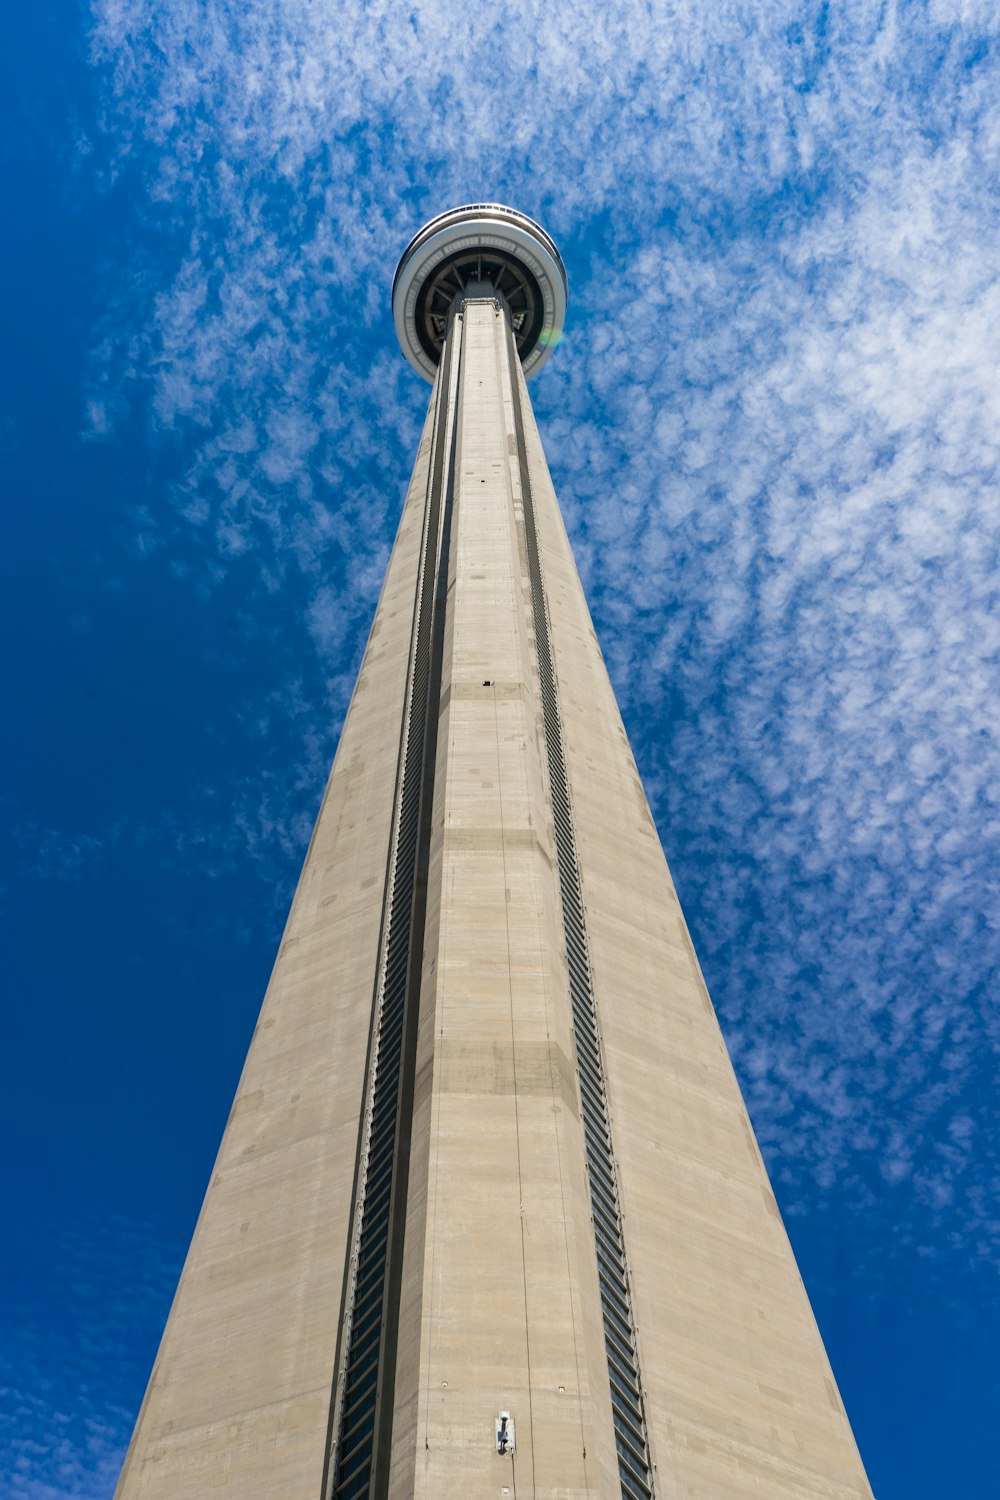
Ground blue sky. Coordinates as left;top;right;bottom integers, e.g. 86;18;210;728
2;1;998;1495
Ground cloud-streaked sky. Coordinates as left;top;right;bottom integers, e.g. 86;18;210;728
3;2;998;1495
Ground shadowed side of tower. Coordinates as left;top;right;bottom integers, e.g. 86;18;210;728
115;206;874;1500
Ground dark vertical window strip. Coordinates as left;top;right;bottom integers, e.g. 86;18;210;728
505;326;655;1499
324;321;462;1500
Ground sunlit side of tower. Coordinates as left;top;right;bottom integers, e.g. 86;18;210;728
114;206;873;1500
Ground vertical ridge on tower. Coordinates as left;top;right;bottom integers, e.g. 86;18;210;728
505;323;654;1499
329;328;462;1499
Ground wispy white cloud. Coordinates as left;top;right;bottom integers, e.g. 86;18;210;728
0;1216;181;1500
547;124;1000;1255
73;0;1000;1277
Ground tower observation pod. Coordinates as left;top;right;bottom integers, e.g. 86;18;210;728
392;203;568;381
114;207;874;1500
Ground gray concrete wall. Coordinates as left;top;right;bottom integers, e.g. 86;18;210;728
116;296;873;1500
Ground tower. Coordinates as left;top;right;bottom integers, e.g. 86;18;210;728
114;206;873;1499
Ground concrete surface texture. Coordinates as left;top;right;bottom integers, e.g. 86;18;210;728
115;297;874;1499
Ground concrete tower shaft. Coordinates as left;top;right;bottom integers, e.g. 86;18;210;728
114;210;874;1500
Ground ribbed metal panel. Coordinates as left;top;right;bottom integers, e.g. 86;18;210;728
327;324;461;1499
505;323;655;1500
